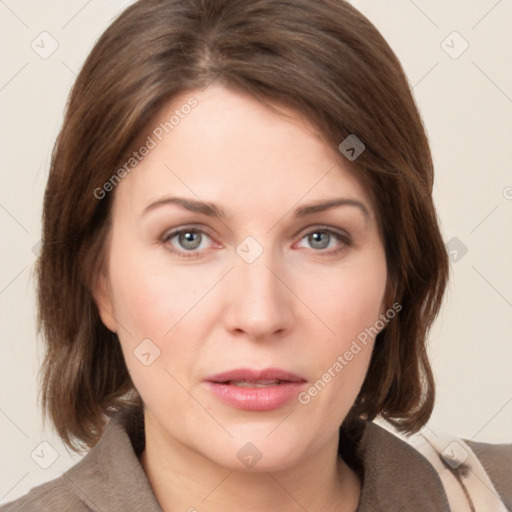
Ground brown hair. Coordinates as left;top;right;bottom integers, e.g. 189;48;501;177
36;0;449;451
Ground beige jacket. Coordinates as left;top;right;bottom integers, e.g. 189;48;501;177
1;412;510;511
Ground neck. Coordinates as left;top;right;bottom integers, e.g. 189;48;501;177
139;413;361;512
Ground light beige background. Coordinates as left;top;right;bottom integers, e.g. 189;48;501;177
1;0;511;504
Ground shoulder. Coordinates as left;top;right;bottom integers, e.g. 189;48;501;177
0;417;110;512
465;438;512;510
368;420;512;511
354;420;512;512
0;412;162;512
0;476;87;512
354;420;452;511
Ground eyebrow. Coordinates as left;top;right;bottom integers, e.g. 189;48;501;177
142;196;370;220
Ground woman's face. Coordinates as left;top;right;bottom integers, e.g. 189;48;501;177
95;84;388;471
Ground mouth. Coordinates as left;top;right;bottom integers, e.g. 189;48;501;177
220;379;291;387
205;367;306;384
203;367;307;411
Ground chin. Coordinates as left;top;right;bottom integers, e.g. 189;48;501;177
198;433;312;474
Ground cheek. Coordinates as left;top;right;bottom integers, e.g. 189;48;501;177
106;243;216;386
306;250;387;342
108;241;207;338
302;249;387;393
335;268;386;338
106;255;198;408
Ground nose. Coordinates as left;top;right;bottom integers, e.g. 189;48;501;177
223;246;295;341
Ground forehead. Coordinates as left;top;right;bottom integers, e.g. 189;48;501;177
113;85;373;219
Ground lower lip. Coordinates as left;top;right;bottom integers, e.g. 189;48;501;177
203;381;307;411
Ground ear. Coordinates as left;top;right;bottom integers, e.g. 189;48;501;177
92;271;118;333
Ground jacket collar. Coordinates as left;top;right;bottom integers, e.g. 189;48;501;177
64;412;450;512
65;413;163;512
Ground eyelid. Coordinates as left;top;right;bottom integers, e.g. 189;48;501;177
295;224;350;239
162;223;217;241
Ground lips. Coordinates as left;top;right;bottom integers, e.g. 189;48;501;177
203;367;307;411
204;367;307;384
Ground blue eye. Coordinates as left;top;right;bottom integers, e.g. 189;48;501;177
296;227;352;255
163;228;213;259
162;225;351;259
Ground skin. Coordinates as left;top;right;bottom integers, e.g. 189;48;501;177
95;84;389;512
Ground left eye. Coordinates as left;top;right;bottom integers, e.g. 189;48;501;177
296;229;349;252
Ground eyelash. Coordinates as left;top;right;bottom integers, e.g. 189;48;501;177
161;225;352;260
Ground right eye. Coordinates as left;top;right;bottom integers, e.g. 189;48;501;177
162;226;216;259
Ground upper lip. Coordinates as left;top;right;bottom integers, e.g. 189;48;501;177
204;367;307;383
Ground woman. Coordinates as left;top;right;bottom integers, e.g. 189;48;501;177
1;0;510;511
